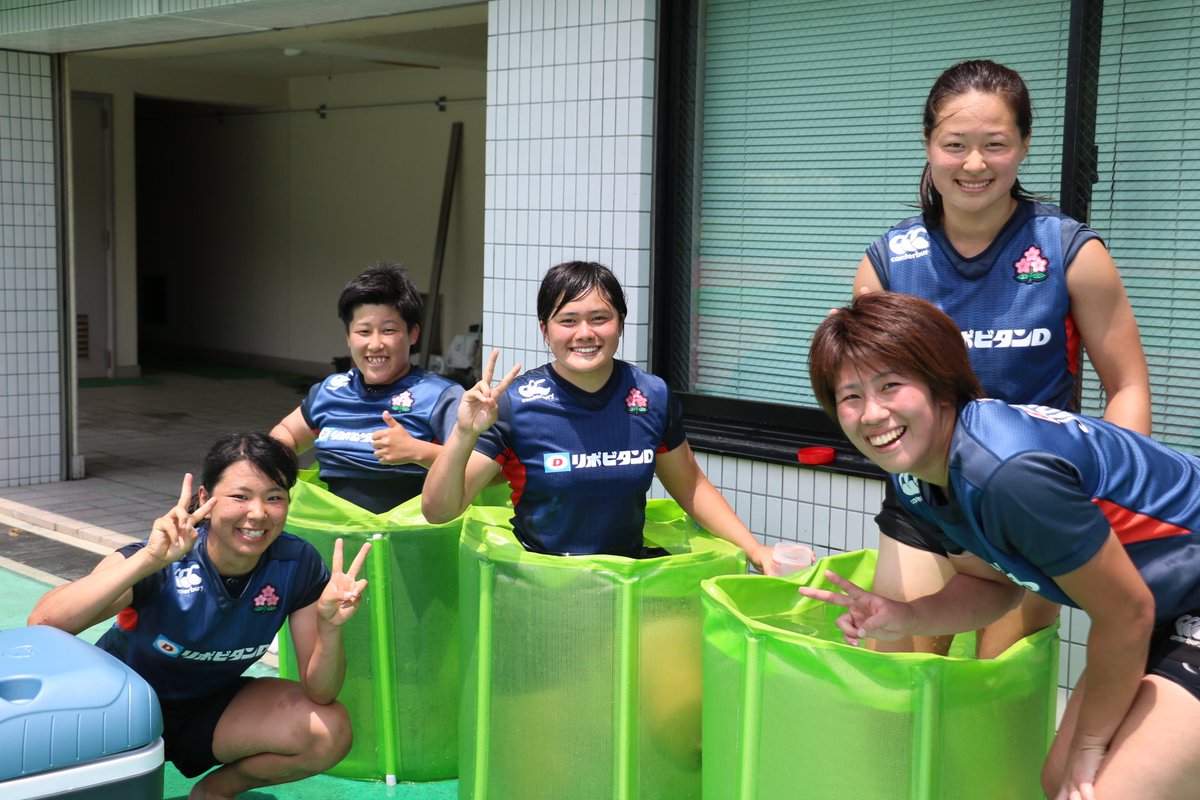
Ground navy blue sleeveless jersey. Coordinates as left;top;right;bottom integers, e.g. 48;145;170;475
302;366;463;479
473;361;686;557
866;202;1100;410
894;400;1200;623
96;528;328;701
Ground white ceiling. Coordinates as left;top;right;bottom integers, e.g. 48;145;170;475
5;1;488;79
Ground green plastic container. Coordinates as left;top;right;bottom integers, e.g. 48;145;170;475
458;500;747;800
701;549;1059;800
277;470;510;783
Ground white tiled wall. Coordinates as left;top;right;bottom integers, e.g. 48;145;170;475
485;0;1079;700
0;50;59;487
484;0;655;373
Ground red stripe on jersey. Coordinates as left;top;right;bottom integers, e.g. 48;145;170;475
1093;498;1190;545
497;448;526;507
116;606;139;631
1064;313;1081;376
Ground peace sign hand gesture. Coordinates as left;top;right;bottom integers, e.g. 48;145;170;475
145;473;215;567
456;348;521;438
796;570;916;646
316;539;371;628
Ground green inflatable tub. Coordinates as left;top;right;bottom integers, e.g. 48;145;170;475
458;499;747;800
277;470;508;783
701;549;1059;800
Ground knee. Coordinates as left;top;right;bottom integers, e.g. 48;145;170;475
306;700;352;770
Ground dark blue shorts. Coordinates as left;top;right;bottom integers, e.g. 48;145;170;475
159;677;254;778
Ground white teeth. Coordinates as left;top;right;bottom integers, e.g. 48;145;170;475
868;428;905;447
958;179;990;189
573;347;599;354
240;529;265;540
366;356;387;364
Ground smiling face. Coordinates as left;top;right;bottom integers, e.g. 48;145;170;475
540;287;623;392
834;363;956;486
200;459;290;576
925;90;1029;224
346;303;418;386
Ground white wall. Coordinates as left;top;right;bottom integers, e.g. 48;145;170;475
66;55;485;374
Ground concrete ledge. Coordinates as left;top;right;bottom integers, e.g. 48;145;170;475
0;497;137;550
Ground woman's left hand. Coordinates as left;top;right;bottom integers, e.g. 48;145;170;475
316;539;371;628
372;411;419;464
1054;739;1106;800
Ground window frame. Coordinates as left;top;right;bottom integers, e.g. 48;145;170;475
651;0;1100;476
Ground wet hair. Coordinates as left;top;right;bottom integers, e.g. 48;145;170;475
808;292;982;418
536;261;627;324
336;261;423;331
199;432;298;500
920;59;1037;226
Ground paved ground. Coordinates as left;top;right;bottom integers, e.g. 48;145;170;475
0;368;313;550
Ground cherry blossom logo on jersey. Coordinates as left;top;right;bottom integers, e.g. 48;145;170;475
390;390;414;413
625;388;649;415
252;584;281;613
1013;245;1049;283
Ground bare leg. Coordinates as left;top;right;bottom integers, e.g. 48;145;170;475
188;678;351;800
869;534;956;654
976;589;1060;659
1044;673;1200;799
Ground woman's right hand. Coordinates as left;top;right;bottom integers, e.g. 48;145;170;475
145;473;216;566
457;348;521;437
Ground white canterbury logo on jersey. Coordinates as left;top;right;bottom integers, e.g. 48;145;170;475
961;328;1051;349
888;228;930;262
1173;614;1200;646
518;378;556;403
897;473;921;505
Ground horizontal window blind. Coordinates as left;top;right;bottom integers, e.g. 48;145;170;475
1088;0;1200;451
692;0;1070;407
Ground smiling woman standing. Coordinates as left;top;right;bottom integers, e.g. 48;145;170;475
29;432;370;799
852;60;1151;658
272;262;464;513
422;261;784;570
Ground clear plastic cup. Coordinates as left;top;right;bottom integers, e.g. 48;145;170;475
771;542;816;576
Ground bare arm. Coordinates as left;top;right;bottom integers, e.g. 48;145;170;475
29;550;153;633
271;406;317;453
655;441;776;573
422;349;516;523
851;254;885;297
798;550;1023;646
288;539;370;705
1049;532;1156;797
28;473;215;633
1068;240;1151;435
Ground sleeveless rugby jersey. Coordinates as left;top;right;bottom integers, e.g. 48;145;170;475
866;202;1100;410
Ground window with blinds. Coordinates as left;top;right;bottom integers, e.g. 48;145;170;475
679;0;1072;410
1087;0;1200;451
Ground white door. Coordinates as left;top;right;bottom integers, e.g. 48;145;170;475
71;92;113;379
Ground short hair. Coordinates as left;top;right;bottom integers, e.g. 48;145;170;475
808;292;983;418
920;59;1037;226
336;261;423;331
199;431;298;500
536;261;627;324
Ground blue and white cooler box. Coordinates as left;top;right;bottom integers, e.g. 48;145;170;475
0;625;164;799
